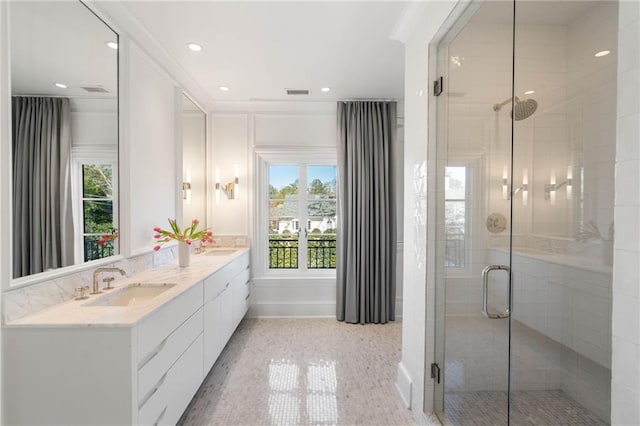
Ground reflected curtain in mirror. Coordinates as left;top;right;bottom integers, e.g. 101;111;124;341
12;97;74;278
336;101;397;324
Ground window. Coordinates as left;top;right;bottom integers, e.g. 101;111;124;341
72;149;118;263
267;163;337;271
445;166;467;268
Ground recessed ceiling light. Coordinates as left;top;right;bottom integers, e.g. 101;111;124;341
321;87;331;93
594;50;610;57
524;90;535;95
55;83;67;89
219;86;230;92
188;43;203;52
106;41;118;50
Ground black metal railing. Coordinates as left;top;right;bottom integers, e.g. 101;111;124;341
84;238;115;262
268;236;337;269
307;237;336;269
445;236;465;268
269;237;299;269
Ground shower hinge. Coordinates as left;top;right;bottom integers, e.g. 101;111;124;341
433;77;443;96
430;362;441;384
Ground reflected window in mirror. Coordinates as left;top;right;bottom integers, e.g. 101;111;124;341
9;1;119;280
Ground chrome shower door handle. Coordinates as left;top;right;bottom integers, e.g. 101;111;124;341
482;264;511;319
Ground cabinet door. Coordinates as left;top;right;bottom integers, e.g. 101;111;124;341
220;286;234;344
203;295;223;372
231;268;250;328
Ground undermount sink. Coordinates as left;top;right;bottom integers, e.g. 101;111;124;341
205;249;238;256
86;283;176;307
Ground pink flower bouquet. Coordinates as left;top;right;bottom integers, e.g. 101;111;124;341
153;218;213;251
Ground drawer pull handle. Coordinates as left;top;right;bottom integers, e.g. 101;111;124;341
153;406;168;426
245;293;250;300
139;337;168;370
139;372;168;408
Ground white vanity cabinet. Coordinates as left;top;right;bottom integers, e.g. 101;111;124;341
3;249;252;426
203;250;250;372
3;281;204;426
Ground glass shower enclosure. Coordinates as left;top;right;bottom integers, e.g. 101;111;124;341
432;1;616;424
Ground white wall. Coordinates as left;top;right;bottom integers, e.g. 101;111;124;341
612;1;640;424
396;2;458;419
210;101;404;318
70;98;118;148
127;43;178;254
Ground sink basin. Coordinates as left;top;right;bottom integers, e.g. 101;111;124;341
86;283;176;307
205;249;238;256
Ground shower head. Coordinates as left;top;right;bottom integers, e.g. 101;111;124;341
493;96;538;121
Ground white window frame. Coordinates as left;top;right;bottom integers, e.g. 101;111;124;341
71;146;119;265
445;153;484;277
254;147;337;278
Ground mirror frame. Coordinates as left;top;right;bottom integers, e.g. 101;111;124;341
3;1;124;290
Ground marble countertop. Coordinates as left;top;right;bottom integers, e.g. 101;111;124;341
4;248;250;328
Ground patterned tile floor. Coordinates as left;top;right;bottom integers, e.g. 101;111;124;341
441;389;607;426
178;318;415;426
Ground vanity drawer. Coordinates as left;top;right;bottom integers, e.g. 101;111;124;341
204;252;249;302
138;307;203;401
138;282;203;362
138;333;204;426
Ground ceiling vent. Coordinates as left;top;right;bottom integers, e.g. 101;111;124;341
81;86;109;93
286;89;310;96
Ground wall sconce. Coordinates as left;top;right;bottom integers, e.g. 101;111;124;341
182;182;192;203
505;167;528;206
183;168;192;204
545;167;572;205
215;165;239;204
502;165;509;200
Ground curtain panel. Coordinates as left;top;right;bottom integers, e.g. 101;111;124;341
12;96;74;278
336;101;397;324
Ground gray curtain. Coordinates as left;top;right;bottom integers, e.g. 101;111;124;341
336;101;397;324
12;97;74;278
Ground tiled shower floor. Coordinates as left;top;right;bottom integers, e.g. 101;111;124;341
442;389;607;425
178;318;413;426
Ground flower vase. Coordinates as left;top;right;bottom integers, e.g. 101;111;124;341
178;241;191;267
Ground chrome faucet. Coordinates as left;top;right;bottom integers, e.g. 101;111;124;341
92;268;126;295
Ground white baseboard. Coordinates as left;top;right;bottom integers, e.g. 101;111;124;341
247;301;336;317
397;362;413;409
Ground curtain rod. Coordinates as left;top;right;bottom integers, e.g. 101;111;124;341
339;98;399;102
12;94;115;100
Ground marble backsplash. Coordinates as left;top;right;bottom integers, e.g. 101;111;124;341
3;236;250;323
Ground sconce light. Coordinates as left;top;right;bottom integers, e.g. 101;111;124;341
182;182;192;202
502;165;509;200
215;165;240;204
545;167;572;205
183;168;192;204
506;167;528;206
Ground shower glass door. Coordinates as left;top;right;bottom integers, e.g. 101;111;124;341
433;1;516;424
434;1;615;424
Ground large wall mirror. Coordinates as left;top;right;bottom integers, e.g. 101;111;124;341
9;1;119;280
182;95;207;226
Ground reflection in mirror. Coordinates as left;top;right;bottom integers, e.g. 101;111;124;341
10;1;118;279
182;95;206;226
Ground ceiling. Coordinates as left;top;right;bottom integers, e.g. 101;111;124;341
10;1;117;98
122;1;410;103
